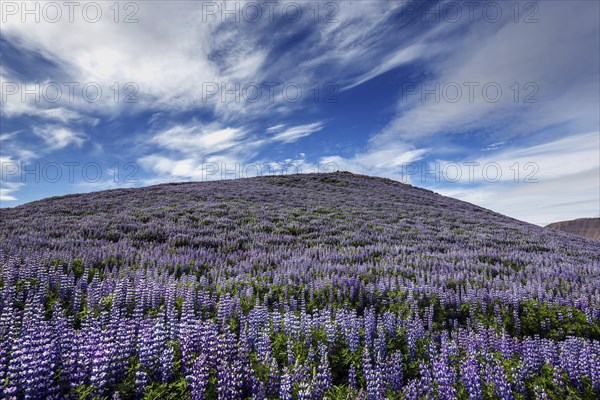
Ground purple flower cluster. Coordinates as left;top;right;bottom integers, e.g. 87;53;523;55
0;172;599;398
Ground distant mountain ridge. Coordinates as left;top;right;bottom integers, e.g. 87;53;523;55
546;217;600;241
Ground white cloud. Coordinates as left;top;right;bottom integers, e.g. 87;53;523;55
33;126;86;150
267;124;287;132
0;124;86;202
1;2;219;116
269;122;323;144
0;0;427;124
342;44;427;91
0;74;90;124
373;1;599;144
429;131;600;225
438;168;599;227
434;131;599;185
138;153;254;182
0;162;23;203
151;124;247;156
320;142;428;183
3;1;417;202
139;120;325;180
0;131;20;142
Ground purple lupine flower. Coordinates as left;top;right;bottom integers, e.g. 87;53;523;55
402;379;420;400
297;381;312;400
307;345;316;364
589;340;600;391
552;366;565;390
286;338;295;366
293;361;311;385
364;308;377;348
386;350;403;392
280;368;293;400
217;357;243;400
363;347;385;400
267;355;280;396
460;354;482;400
510;363;527;395
256;329;272;364
135;370;148;399
513;307;521;335
2;160;600;399
348;365;357;390
187;354;210;400
485;359;513;400
417;361;434;399
237;328;254;394
7;295;59;399
90;346;111;397
374;328;387;360
159;343;174;383
250;374;266;400
313;344;333;398
324;317;337;345
433;354;457;400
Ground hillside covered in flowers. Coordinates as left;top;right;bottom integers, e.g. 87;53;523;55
0;172;599;399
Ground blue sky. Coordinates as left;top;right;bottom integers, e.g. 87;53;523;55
1;0;599;226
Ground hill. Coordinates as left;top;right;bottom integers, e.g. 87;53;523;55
546;217;600;241
0;172;599;399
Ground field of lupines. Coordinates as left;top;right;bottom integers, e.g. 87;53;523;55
0;172;599;400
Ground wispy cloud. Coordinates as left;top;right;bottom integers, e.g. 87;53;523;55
139;120;325;180
320;143;428;183
342;44;427;91
33;126;86;150
150;124;247;156
433;131;599;185
439;167;599;227
269;122;324;144
0;181;23;203
371;1;599;144
431;131;599;226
